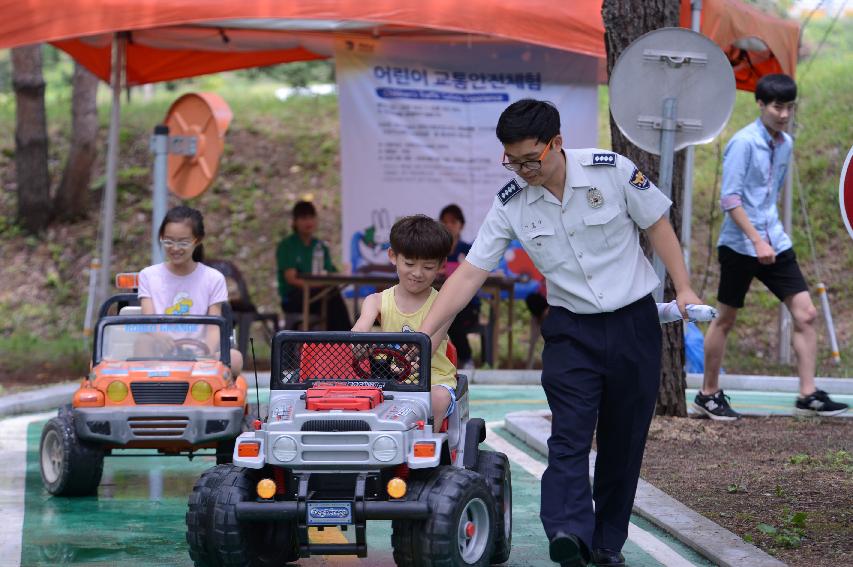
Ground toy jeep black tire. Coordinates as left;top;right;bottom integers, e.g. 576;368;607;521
391;471;433;566
393;466;496;567
186;464;233;566
39;413;104;496
205;465;299;567
476;450;512;564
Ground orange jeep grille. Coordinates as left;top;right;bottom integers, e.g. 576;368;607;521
130;382;190;404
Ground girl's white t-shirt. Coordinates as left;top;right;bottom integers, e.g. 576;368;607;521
137;262;227;315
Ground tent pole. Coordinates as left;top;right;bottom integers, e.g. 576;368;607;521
150;125;169;264
97;33;126;306
681;0;702;273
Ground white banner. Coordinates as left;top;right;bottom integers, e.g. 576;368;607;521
336;38;599;268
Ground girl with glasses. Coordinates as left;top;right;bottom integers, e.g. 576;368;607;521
137;205;243;377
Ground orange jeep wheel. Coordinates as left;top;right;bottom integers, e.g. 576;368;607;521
39;412;104;496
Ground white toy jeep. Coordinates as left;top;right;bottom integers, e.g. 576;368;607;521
186;331;512;566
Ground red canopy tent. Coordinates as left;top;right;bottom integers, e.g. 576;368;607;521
0;0;799;304
1;0;798;90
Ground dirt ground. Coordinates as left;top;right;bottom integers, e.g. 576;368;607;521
641;416;852;567
0;366;82;393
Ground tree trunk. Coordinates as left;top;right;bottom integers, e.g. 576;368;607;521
54;62;99;221
12;44;51;234
602;0;687;416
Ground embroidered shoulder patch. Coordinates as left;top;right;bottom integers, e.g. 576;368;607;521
497;179;523;205
629;167;651;190
591;152;616;166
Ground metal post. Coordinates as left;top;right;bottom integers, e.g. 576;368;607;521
97;33;126;305
83;257;100;340
682;0;702;272
653;97;678;301
151;124;169;263
816;282;841;365
691;0;702;32
682;146;695;269
778;164;794;363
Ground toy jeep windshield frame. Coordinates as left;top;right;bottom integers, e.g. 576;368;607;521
270;331;431;393
93;314;232;367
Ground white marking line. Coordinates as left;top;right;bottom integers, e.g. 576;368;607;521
485;422;695;567
0;411;54;567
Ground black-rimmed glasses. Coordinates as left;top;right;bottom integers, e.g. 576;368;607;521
501;136;555;172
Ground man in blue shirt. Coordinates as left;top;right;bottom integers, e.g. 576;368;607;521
695;74;847;420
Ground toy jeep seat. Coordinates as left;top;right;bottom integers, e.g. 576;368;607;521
297;342;360;381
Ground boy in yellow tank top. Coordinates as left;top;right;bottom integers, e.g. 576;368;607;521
352;215;457;432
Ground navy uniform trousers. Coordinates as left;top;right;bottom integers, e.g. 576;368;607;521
539;294;661;553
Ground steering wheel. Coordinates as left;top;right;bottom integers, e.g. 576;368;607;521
173;338;212;357
353;347;413;383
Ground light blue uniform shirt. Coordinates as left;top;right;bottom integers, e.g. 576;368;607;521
466;149;671;314
717;118;793;256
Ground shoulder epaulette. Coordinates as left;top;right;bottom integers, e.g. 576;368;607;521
590;152;616;166
497;179;523;205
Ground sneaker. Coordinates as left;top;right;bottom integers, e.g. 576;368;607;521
692;390;741;421
794;389;849;417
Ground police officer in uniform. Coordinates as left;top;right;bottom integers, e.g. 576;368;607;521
421;99;701;567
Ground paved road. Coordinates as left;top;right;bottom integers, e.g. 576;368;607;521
1;385;770;566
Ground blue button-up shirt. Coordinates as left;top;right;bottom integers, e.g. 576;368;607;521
717;118;793;256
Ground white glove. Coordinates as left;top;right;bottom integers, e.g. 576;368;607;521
656;301;718;323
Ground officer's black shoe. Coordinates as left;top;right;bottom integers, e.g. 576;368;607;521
591;548;625;566
549;531;589;566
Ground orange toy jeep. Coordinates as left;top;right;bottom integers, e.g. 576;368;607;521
39;284;253;496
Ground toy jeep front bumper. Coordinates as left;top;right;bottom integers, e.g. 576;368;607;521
74;406;244;445
235;471;430;558
235;499;429;521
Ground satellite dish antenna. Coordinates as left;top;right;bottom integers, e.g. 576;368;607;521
164;92;233;198
609;27;736;299
609;27;736;157
149;93;232;262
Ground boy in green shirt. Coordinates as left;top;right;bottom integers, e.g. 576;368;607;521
276;200;351;330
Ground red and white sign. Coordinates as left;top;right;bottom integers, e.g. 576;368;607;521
841;145;853;242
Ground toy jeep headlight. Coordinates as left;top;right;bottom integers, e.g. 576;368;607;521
371;435;398;462
106;381;128;402
191;380;213;402
272;436;298;462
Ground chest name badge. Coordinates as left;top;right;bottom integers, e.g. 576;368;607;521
591;153;616;166
497;179;523;205
629;168;651;190
587;187;604;208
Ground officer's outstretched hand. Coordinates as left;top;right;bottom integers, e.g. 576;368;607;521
675;288;703;319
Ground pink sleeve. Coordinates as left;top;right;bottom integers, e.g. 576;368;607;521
137;267;153;299
719;194;743;211
208;269;228;308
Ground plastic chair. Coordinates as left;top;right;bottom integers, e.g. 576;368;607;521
207;259;280;356
499;240;544;300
